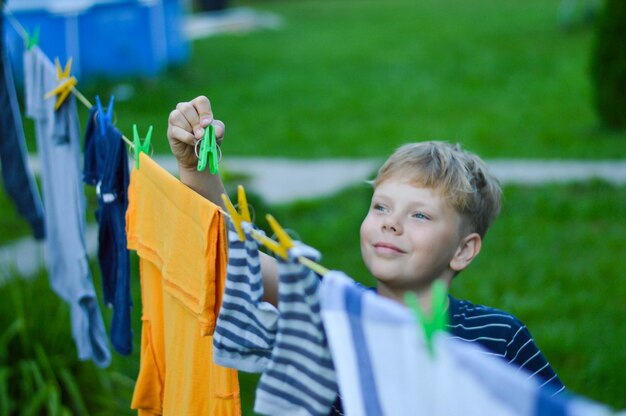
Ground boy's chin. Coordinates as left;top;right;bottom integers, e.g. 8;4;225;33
371;270;409;286
372;271;437;292
371;270;396;282
366;263;394;281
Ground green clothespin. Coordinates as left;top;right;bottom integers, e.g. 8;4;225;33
197;124;218;174
133;124;153;169
404;280;449;357
26;27;40;51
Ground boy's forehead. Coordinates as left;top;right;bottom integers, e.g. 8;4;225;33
374;178;443;198
375;175;436;192
377;165;428;184
373;178;457;209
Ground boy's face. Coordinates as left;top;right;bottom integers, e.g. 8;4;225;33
360;178;465;291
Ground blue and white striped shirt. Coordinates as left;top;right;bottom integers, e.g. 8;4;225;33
447;296;564;393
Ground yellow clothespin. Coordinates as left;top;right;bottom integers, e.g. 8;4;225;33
44;58;77;110
222;185;329;275
44;77;77;110
220;187;288;258
221;185;252;242
265;214;330;275
265;214;294;260
56;57;72;79
220;185;290;258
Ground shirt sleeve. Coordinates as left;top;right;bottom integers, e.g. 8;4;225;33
504;320;565;394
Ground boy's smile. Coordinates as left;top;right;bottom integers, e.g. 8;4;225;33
373;241;406;255
360;179;468;294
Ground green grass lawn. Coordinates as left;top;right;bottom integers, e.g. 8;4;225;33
0;184;33;242
2;0;625;412
71;0;625;159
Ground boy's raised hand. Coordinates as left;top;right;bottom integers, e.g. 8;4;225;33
167;95;225;170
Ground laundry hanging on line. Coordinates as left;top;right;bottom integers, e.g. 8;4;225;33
83;101;133;356
253;241;338;416
23;45;111;368
126;152;241;415
0;5;45;240
319;271;616;416
213;219;280;373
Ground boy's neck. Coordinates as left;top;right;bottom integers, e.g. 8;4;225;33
376;279;451;314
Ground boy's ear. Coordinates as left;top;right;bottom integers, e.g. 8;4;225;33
450;233;482;272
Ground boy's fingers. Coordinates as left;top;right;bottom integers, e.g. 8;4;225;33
212;120;225;144
191;95;214;129
168;125;196;146
169;97;219;142
175;101;204;137
168;108;192;132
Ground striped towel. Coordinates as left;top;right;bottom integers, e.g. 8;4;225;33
319;271;615;416
254;243;337;416
213;221;279;373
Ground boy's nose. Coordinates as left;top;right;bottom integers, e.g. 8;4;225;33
382;224;397;232
382;220;401;234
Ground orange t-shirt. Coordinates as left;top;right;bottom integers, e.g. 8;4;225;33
126;153;240;415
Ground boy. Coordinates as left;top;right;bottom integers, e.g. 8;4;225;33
166;96;564;402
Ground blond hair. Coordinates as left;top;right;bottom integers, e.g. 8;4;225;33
374;141;502;238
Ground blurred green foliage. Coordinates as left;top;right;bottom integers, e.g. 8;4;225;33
0;184;32;243
0;270;135;416
72;0;626;159
590;0;626;130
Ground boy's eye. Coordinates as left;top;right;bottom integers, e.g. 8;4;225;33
373;203;388;213
412;212;429;220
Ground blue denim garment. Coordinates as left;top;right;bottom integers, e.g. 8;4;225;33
24;47;111;368
0;11;45;239
83;105;132;355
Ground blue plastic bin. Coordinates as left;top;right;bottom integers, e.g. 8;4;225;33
162;0;189;65
3;0;189;83
77;1;167;78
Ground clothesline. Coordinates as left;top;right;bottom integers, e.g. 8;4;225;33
5;6;329;277
6;10;328;275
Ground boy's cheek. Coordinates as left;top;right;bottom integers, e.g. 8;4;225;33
360;214;375;238
359;234;376;273
359;218;368;242
360;245;373;275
